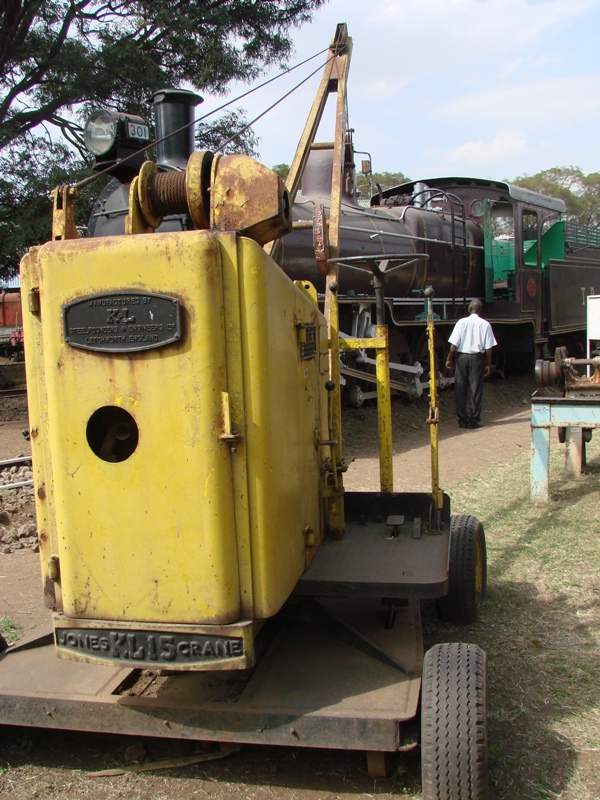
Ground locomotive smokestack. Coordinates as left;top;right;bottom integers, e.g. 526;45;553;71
151;89;203;171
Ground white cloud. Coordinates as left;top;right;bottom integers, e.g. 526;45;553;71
379;0;593;47
225;0;600;178
444;132;530;171
346;0;595;99
436;75;600;127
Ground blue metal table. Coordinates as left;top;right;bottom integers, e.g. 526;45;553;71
531;396;600;501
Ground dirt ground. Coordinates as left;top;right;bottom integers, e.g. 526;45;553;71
0;375;540;799
0;376;534;636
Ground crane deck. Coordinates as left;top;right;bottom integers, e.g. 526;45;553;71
0;597;422;753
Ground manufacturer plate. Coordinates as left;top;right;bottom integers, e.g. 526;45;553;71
55;627;244;664
64;292;180;353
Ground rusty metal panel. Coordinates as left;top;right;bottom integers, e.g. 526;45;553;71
296;493;450;598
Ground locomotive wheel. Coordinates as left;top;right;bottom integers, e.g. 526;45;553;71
346;384;364;408
436;515;487;624
388;329;411;366
421;642;488;800
413;330;448;379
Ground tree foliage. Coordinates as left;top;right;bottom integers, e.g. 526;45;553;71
0;139;103;272
195;109;259;157
0;0;326;278
511;166;600;227
271;162;290;181
1;0;326;153
356;169;411;201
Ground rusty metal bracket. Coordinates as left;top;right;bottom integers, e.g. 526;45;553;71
51;185;78;241
312;205;329;275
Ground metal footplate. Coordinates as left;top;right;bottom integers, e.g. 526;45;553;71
0;596;422;753
296;491;450;598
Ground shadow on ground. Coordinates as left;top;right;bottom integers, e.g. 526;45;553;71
0;570;595;800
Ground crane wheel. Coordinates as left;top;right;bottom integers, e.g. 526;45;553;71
436;515;486;624
421;642;488;800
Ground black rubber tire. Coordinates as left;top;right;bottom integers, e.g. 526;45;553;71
436;515;486;624
421;642;488;800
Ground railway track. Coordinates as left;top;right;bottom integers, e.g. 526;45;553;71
0;455;33;490
0;386;27;397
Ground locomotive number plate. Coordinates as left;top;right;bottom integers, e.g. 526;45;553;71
56;627;244;665
64;291;180;353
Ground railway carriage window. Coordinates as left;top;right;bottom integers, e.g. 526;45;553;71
484;199;515;301
522;210;539;266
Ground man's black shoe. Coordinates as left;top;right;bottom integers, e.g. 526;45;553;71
468;421;482;428
458;420;468;428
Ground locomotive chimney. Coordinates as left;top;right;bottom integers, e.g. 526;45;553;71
151;89;203;171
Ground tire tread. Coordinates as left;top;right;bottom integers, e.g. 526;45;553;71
436;515;486;624
421;642;488;800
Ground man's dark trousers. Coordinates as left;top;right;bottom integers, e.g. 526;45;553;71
454;351;486;426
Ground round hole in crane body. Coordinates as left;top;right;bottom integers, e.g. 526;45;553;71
86;406;139;462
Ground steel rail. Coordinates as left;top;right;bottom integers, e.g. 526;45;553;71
0;480;33;491
0;456;32;469
0;456;33;490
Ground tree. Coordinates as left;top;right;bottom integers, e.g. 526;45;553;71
356;169;410;202
511;166;600;228
271;163;290;181
0;139;103;273
270;163;410;204
0;0;327;278
1;0;326;153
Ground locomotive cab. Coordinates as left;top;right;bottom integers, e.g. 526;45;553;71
372;177;585;361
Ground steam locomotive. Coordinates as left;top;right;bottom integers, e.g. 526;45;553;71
84;89;600;399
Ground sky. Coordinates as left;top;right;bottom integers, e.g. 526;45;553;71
211;0;600;183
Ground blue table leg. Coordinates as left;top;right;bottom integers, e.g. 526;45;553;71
531;426;550;501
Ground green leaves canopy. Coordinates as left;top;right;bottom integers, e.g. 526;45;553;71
511;166;600;228
1;0;326;151
356;170;411;203
0;0;326;278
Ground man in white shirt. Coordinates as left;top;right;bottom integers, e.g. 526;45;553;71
445;299;497;429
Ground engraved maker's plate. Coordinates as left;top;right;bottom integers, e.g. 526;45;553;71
55;627;245;665
64;292;180;353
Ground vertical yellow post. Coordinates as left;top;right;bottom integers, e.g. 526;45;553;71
326;282;345;535
375;325;394;492
425;287;444;510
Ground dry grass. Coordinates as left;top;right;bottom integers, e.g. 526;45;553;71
0;618;19;645
432;432;600;799
0;413;598;800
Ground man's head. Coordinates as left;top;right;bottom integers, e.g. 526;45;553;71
468;299;483;315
